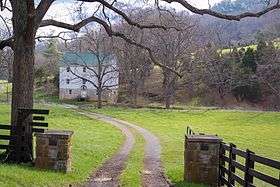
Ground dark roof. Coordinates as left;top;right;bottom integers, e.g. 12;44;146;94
60;52;113;67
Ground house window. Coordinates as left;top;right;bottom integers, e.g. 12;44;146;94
66;66;70;72
82;78;86;85
81;85;87;90
66;79;70;84
69;90;72;94
83;67;87;72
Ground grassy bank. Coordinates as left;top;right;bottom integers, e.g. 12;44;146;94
0;104;124;187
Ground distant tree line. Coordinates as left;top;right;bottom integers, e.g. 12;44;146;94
191;37;280;110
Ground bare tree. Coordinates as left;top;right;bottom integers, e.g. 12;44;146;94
195;44;232;103
113;23;152;106
148;13;196;108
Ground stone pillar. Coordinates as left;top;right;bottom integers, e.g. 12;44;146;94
35;130;74;172
184;134;222;187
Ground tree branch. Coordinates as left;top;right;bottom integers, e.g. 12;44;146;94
68;66;99;89
35;31;74;43
162;0;280;21
0;37;13;49
35;0;56;29
0;0;10;11
40;16;99;32
78;0;179;30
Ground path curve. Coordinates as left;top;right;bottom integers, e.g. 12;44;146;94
85;112;170;187
79;111;135;187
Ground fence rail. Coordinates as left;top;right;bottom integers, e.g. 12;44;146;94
0;109;49;153
220;143;280;187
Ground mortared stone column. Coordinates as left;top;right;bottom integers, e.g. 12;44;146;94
184;134;222;187
35;130;74;172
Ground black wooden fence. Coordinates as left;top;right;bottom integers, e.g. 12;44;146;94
186;126;195;135
220;143;280;187
186;126;280;187
0;108;49;162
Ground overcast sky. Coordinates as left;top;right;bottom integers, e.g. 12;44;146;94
179;0;223;8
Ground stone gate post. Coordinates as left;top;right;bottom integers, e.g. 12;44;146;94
184;134;222;187
35;130;74;172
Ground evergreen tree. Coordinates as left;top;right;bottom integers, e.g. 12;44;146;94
256;39;276;65
43;39;61;62
35;39;62;95
230;47;241;63
242;47;257;73
230;47;262;103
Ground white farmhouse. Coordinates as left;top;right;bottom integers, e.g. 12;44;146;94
59;52;118;101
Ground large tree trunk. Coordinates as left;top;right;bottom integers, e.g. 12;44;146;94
164;76;176;109
165;93;171;109
163;70;174;109
97;61;103;109
8;1;36;163
133;86;138;107
97;88;102;109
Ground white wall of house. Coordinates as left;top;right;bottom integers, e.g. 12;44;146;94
59;65;118;100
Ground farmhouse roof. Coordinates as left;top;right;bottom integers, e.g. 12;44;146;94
60;52;113;67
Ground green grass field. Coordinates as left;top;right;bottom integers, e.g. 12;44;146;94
0;104;124;187
93;107;280;186
0;81;12;102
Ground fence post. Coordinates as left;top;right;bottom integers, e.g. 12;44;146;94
244;149;255;187
228;143;236;186
219;142;226;186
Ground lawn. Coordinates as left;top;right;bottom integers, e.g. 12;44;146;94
93;106;280;186
0;104;124;187
0;81;12;102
